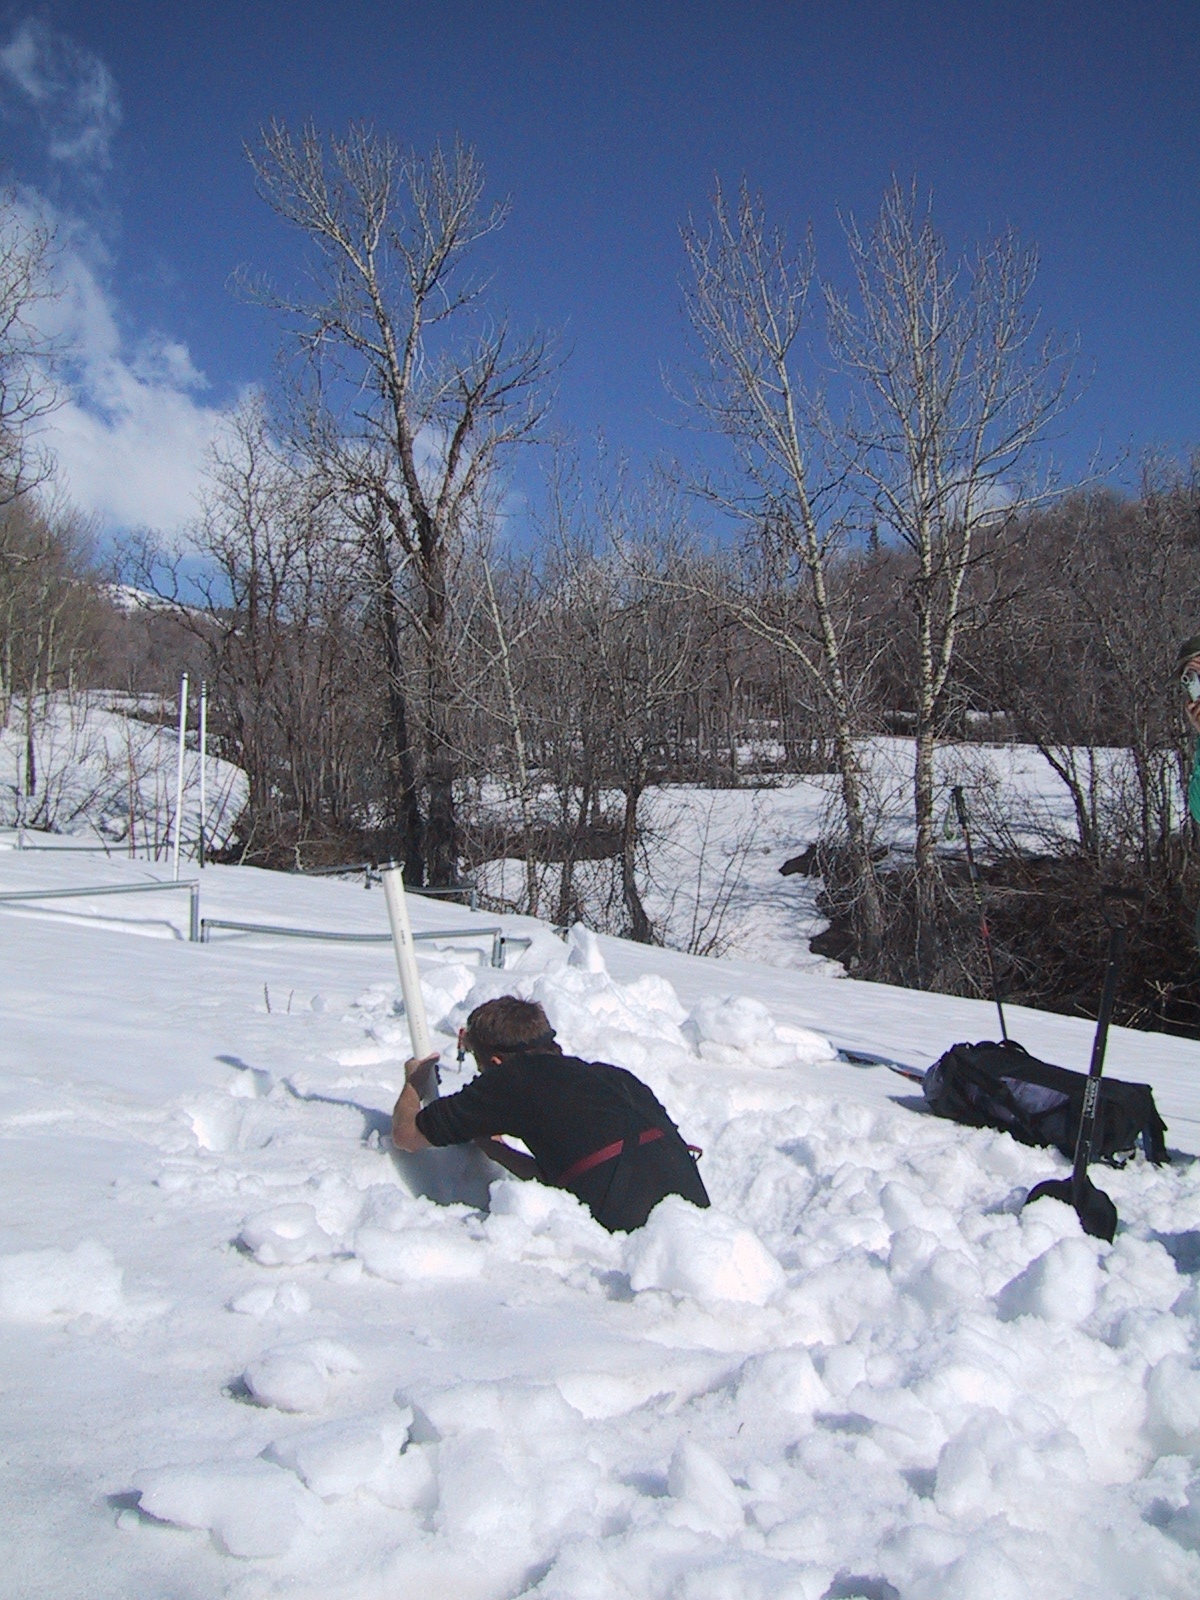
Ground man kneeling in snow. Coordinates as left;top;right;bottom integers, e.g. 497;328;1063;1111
392;997;709;1232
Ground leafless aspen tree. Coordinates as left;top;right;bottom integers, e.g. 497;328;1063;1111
246;124;550;884
827;180;1075;971
0;191;57;504
680;181;884;956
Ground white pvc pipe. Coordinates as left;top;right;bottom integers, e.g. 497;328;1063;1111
198;680;208;868
172;672;188;881
381;863;434;1061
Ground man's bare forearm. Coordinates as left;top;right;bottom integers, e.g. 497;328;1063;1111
392;1080;432;1152
475;1136;538;1180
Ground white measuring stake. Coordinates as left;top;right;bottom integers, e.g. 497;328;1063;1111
382;863;433;1061
171;672;188;881
198;679;208;868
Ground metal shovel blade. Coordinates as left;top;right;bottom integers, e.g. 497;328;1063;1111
1025;1175;1117;1243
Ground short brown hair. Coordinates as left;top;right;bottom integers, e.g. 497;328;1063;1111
464;996;558;1057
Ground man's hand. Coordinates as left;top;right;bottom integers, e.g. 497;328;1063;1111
391;1053;439;1152
475;1136;538;1180
405;1052;440;1104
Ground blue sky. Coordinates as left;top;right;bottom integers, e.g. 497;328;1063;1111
1;1;1197;533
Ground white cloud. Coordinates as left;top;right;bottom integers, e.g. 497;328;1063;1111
0;20;234;536
46;230;235;532
4;192;235;534
0;18;121;170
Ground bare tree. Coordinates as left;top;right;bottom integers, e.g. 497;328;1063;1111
125;397;374;862
680;181;885;956
245;124;550;884
826;179;1076;971
0;192;58;504
0;493;106;812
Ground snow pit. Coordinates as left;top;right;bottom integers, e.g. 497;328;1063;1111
133;1459;309;1558
625;1196;786;1304
0;1239;124;1322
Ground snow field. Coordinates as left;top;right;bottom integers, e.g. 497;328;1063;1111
3;853;1200;1596
0;693;246;850
475;738;1142;972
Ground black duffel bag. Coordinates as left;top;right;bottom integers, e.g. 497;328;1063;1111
922;1039;1169;1166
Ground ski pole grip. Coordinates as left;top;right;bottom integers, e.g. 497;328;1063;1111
381;863;434;1062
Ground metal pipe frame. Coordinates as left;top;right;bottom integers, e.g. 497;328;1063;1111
200;918;508;966
0;879;202;942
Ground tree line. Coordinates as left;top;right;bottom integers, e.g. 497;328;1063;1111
2;138;1199;1030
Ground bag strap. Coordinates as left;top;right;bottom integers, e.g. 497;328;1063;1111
558;1127;664;1186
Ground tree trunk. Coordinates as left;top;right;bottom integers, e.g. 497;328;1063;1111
620;782;653;943
373;528;423;882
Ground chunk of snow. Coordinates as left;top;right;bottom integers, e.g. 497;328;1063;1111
354;1225;486;1283
242;1339;362;1413
265;1415;413;1500
625;1197;786;1304
667;1438;744;1536
238;1204;337;1266
133;1459;308;1558
995;1236;1104;1324
566;924;607;972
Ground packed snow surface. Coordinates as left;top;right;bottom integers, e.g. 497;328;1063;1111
4;842;1200;1598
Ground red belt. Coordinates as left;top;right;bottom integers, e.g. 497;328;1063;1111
558;1126;664;1186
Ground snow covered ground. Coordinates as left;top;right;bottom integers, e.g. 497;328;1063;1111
479;738;1134;970
4;843;1200;1598
0;693;246;852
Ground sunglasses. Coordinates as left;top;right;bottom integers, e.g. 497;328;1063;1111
1183;670;1200;704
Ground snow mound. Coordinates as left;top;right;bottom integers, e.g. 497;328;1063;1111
0;1240;124;1322
242;1339;362;1413
238;1204;337;1266
685;992;835;1068
625;1197;786;1304
133;1458;309;1558
265;1413;423;1502
996;1235;1105;1323
355;1223;487;1283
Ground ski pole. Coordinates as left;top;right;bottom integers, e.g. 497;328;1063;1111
951;785;1008;1043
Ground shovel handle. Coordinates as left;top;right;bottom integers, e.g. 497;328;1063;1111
1072;922;1124;1183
